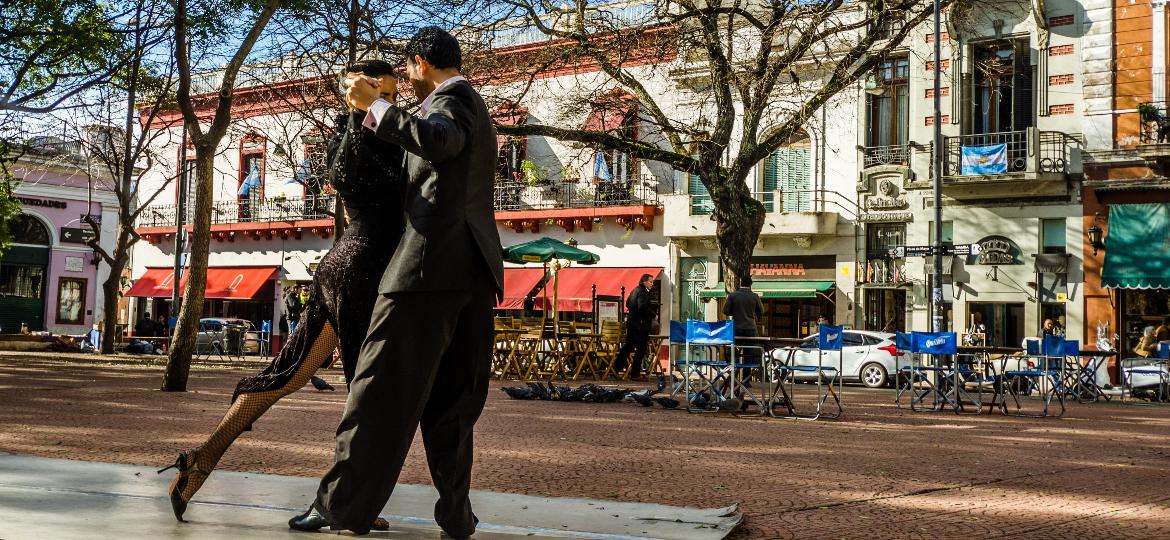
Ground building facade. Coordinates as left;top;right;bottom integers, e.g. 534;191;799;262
1081;0;1170;362
2;146;119;335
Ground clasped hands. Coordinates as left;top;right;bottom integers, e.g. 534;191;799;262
344;72;396;112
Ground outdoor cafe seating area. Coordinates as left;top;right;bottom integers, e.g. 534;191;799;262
494;318;1170;421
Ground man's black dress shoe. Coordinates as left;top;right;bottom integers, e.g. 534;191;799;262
289;507;330;532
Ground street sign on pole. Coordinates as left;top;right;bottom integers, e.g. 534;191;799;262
60;227;96;245
892;245;935;258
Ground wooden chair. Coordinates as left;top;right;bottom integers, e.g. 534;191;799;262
596;320;627;380
493;330;518;377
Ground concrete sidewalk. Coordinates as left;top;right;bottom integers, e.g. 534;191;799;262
0;453;741;539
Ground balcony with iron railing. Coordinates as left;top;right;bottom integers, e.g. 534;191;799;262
939;128;1082;198
494;174;665;233
861;144;911;168
135;195;337;243
663;189;854;239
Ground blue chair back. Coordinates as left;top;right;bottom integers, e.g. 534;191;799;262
895;331;912;352
1042;334;1066;357
685;320;734;345
1063;339;1080;357
912;332;957;355
818;324;843;351
261;320;272;333
1159;342;1170;360
1024;338;1041;355
669;320;686;344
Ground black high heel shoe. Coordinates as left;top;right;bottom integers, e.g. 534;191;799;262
158;450;206;522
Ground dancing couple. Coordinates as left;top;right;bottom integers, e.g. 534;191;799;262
160;26;503;537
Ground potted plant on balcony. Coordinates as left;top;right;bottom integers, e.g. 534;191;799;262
1139;102;1160;122
521;159;550;187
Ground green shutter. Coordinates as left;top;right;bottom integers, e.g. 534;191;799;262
689;171;712;215
766;147;811;212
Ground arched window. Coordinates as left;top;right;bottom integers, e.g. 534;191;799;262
11;214;50;245
761;131;811;212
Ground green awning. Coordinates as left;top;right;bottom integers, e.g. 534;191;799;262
1102;203;1170;289
700;280;835;299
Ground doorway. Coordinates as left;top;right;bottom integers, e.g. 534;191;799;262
966;301;1026;348
864;288;906;333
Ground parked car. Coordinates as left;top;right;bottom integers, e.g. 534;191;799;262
769;330;902;388
196;318;254;356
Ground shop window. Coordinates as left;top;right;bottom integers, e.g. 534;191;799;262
1041;218;1066;254
56;278;86;325
0;264;45;298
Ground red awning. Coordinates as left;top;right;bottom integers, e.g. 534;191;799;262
124;268;181;298
551;267;662;312
125;266;278;299
496;267;548;310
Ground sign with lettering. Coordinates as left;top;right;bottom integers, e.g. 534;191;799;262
749;255;835;280
17;196;67;209
973;235;1019;265
859;212;913;223
60;226;96;245
64;256;85;272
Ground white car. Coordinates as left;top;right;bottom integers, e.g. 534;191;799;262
769;330;902;388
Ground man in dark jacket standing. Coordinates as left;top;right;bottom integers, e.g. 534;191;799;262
290;27;503;538
723;276;764;340
614;273;656;381
723;276;764;365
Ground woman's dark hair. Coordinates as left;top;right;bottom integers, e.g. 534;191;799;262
346;59;396;78
404;26;462;71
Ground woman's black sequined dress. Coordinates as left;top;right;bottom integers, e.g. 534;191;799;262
234;112;404;397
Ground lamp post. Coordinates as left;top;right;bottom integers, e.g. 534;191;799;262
930;0;944;332
171;124;187;332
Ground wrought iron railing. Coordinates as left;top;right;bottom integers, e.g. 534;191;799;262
943;130;1028;176
688;190;821;216
136;195;336;228
494;174;661;211
862;144;910;168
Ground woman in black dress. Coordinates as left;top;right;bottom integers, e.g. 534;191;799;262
161;59;404;522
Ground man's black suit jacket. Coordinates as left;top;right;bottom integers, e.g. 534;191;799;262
369;80;504;297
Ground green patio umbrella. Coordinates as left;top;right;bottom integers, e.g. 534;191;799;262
502;237;599;326
502;236;601;265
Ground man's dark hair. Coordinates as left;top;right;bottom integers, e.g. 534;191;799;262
404;26;462;71
741;276;753;287
347;59;396;78
640;273;653;285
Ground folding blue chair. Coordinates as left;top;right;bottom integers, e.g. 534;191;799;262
681;320;737;413
900;331;957;412
771;323;843;420
1002;335;1066;417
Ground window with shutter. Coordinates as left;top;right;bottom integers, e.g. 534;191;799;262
689;171;712;215
763;138;811;212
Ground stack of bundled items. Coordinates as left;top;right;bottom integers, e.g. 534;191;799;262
501;382;679;409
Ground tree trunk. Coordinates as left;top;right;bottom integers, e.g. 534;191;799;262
98;226;133;354
711;176;765;291
162;148;213;391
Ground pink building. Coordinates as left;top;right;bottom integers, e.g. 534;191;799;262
1;145;119;335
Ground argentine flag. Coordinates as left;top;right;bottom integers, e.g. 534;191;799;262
239;164;262;196
960;143;1008;175
593;150;611;182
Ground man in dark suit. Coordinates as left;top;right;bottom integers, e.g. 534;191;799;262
290;27;503;538
613;273;656;381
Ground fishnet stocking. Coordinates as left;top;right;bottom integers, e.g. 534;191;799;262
178;322;338;503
